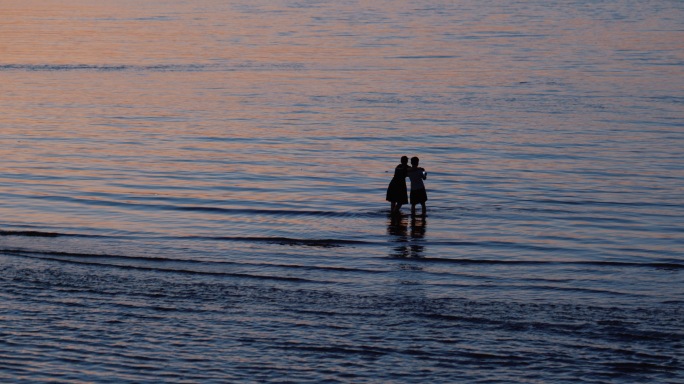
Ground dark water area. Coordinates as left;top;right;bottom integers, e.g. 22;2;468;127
1;0;683;382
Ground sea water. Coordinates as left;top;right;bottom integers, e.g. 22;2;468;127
1;0;683;382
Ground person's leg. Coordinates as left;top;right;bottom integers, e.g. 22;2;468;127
411;203;416;215
395;203;402;213
391;201;396;212
420;202;426;216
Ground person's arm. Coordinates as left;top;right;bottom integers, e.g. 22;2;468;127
422;168;427;180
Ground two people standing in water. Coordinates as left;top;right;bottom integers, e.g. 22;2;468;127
386;156;427;215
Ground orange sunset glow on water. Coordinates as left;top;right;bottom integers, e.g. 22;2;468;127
1;0;683;382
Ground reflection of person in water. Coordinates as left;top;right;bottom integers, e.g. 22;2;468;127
386;156;409;214
387;213;408;237
387;213;426;258
410;215;426;240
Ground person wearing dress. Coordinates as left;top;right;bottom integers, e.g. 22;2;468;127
407;156;427;216
386;156;409;213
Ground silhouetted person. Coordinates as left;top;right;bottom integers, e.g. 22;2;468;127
386;156;409;214
408;156;427;216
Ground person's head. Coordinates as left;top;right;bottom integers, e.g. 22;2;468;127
411;156;419;167
400;156;409;165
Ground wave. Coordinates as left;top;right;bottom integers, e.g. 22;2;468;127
3;248;316;283
0;230;61;237
0;228;371;248
182;236;370;247
520;198;682;209
4;241;681;271
1;247;179;262
0;62;306;72
1;247;381;275
403;257;684;270
0;229;106;238
21;193;371;218
0;64;201;72
173;206;369;218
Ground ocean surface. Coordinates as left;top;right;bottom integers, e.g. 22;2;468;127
1;0;683;382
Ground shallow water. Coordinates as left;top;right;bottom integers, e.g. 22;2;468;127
1;0;683;382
